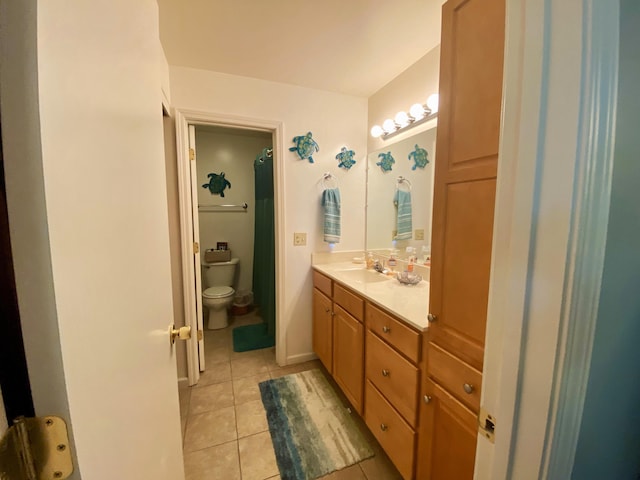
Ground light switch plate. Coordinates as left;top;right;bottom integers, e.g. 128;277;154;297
415;229;425;240
293;232;307;246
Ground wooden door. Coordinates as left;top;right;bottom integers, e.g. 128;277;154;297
418;379;478;480
429;0;505;371
312;288;333;373
333;304;364;413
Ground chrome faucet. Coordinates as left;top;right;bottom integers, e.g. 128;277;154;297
373;259;385;273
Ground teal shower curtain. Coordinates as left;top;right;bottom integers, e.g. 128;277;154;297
252;148;275;338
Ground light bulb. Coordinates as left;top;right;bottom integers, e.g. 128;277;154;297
394;111;410;127
370;125;384;138
409;103;425;120
382;119;397;134
426;93;439;114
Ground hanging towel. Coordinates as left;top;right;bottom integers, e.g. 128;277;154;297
394;190;413;240
322;188;341;243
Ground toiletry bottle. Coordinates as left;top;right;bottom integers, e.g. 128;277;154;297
422;245;431;266
366;252;374;270
388;251;397;273
407;252;414;273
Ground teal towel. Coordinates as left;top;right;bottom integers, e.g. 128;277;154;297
394;190;412;240
322;188;341;243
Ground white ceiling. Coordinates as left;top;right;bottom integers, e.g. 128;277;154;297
157;0;444;98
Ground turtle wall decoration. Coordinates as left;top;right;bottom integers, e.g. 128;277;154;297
289;131;319;163
376;152;395;172
202;172;231;197
408;144;429;170
335;147;356;170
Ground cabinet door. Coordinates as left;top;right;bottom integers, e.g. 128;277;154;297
333;304;364;414
417;379;477;480
312;288;333;373
429;0;505;371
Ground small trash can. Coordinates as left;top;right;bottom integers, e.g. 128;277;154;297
232;290;253;316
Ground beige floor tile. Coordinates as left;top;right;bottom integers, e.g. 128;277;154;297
269;360;322;379
197;361;232;386
232;312;263;327
231;354;269;379
233;372;271;405
179;385;191;420
230;348;266;361
319;464;367;480
358;453;403;480
183;441;241;480
181;415;188;441
235;399;269;438
183;406;237;452
238;431;279;480
190;381;234;415
206;346;232;364
262;347;280;371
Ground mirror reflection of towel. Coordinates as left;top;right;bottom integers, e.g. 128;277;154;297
322;188;341;243
394;190;412;240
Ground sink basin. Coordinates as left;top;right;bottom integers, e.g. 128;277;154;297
336;269;391;284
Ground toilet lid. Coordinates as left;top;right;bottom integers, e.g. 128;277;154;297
203;286;234;299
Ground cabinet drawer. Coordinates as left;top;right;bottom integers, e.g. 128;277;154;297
366;330;419;427
366;303;421;363
427;342;482;413
365;381;415;480
312;270;332;297
333;283;364;322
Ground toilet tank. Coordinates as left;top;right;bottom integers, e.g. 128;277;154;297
203;257;239;287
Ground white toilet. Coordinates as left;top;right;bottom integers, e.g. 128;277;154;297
202;257;239;330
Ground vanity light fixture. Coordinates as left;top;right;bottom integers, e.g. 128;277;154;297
371;93;439;139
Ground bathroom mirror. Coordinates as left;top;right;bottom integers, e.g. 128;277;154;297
365;126;436;255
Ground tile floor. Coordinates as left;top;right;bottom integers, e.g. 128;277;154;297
178;311;403;480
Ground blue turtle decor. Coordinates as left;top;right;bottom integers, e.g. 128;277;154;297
376;152;395;172
335;147;356;170
289;132;319;163
202;172;231;197
408;144;429;171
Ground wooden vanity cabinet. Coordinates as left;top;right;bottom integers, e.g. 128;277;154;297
365;303;422;480
417;0;506;477
312;271;364;414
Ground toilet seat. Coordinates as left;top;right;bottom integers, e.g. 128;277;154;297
203;286;234;299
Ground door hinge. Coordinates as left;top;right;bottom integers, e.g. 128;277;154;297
0;416;73;480
478;407;496;443
193;242;199;254
189;148;195;161
197;329;203;341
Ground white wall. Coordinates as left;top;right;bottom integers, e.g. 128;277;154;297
368;45;441;152
195;127;272;295
2;1;185;478
170;67;368;362
572;1;640;477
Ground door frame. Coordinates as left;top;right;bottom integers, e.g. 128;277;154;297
478;0;619;478
174;109;285;385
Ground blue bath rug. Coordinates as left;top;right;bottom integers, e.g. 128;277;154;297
259;369;374;480
232;322;275;352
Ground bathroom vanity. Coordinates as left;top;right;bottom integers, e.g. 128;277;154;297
311;257;429;480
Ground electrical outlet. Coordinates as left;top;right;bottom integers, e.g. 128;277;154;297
415;229;425;240
293;232;307;246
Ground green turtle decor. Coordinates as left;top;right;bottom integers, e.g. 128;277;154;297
376;152;395;172
336;147;356;170
289;131;319;163
202;172;231;197
408;144;429;170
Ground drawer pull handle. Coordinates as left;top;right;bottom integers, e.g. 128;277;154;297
423;395;432;404
380;423;388;432
463;383;475;394
382;326;391;333
382;369;390;377
427;313;438;323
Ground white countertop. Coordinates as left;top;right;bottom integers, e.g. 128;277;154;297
312;261;430;331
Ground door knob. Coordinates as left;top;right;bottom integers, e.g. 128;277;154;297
169;325;192;345
427;313;438;323
463;383;475;394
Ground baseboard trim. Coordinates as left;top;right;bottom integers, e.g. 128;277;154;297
285;352;318;366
